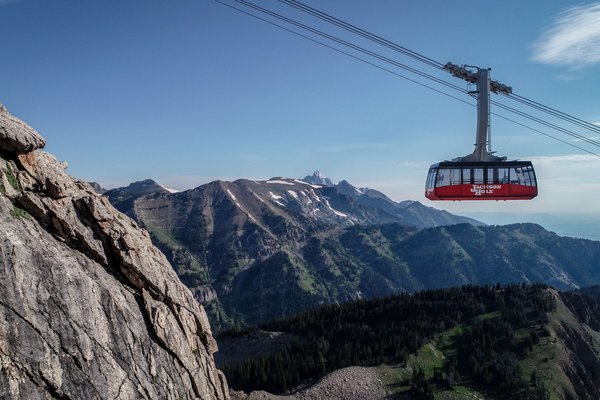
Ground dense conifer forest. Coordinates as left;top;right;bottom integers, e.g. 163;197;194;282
219;284;554;399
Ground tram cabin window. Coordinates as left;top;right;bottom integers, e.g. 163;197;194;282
462;168;471;184
436;169;451;187
487;168;495;184
450;169;461;185
436;168;462;187
522;166;535;186
474;168;484;184
510;168;524;185
426;169;436;189
498;168;509;184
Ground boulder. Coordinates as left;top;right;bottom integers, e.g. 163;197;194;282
0;104;46;153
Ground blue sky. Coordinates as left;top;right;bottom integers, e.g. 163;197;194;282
1;0;599;222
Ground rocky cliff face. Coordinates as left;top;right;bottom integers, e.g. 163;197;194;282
0;104;229;399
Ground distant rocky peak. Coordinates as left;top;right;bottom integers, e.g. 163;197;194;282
335;180;364;197
303;170;334;187
127;178;162;189
88;181;107;194
103;179;179;196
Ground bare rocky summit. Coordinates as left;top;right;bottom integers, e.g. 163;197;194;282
0;105;229;399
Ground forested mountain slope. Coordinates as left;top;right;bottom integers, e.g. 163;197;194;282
221;285;600;400
105;177;600;330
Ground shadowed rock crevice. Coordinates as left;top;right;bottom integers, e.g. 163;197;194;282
0;104;229;400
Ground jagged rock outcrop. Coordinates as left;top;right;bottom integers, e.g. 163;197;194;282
0;105;229;399
0;104;46;153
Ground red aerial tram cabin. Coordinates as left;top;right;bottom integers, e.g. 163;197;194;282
425;64;538;201
425;161;537;201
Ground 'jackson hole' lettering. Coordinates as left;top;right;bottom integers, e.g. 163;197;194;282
470;184;502;196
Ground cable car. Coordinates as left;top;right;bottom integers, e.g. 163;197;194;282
425;161;537;200
425;64;538;201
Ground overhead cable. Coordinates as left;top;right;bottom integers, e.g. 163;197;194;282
491;113;600;158
280;0;600;138
215;0;600;157
230;0;467;95
491;100;600;149
506;94;600;135
277;0;446;71
214;0;474;107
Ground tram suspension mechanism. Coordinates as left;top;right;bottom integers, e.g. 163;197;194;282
425;64;537;201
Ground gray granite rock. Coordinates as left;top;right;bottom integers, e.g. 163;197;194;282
0;108;229;399
0;104;46;153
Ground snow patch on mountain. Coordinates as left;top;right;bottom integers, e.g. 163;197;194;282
268;191;283;200
299;191;313;204
324;198;348;218
294;179;322;189
251;192;265;203
226;189;259;223
226;189;237;202
266;179;294;185
159;184;180;193
267;191;286;207
308;189;321;203
226;188;244;209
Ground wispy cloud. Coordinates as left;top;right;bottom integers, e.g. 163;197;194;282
532;2;600;67
554;73;581;81
391;160;430;169
527;154;600;184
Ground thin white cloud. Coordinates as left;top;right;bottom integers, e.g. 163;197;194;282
532;2;600;67
527;153;600;185
554;73;581;81
390;160;430;168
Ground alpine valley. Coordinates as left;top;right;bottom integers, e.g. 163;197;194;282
103;172;600;331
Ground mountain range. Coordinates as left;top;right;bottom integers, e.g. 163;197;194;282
102;172;600;330
304;171;482;228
